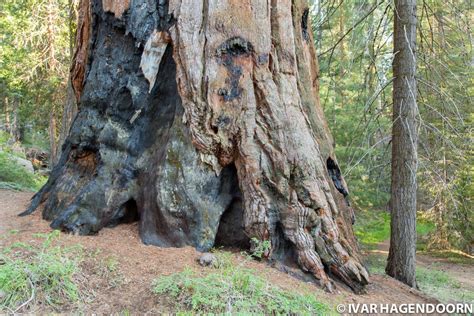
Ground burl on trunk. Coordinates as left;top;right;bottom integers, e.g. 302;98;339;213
22;0;369;292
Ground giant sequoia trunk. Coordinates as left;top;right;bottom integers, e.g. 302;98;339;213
22;0;369;292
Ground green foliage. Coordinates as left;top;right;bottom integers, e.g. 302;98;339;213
313;0;472;252
417;216;436;237
332;145;391;209
22;131;50;152
0;130;47;190
446;162;473;252
355;210;435;249
249;237;272;260
152;262;330;315
0;150;46;191
1;0;74;150
354;210;390;249
0;231;83;312
313;1;393;211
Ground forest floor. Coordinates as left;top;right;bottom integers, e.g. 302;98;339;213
1;189;472;314
375;240;474;290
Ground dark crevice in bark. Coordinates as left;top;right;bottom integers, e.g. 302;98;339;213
301;8;310;41
270;221;298;265
216;37;253;102
214;164;250;249
327;157;352;221
106;199;139;227
216;37;254;57
327;157;348;197
156;0;175;30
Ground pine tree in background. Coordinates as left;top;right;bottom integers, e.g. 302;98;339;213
386;0;418;287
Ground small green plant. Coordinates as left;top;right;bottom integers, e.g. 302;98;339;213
100;256;124;288
208;249;233;269
248;237;271;259
0;231;84;313
152;261;330;314
105;256;119;272
82;250;124;289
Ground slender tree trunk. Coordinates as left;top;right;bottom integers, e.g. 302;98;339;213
10;98;20;142
49;111;58;165
4;96;11;133
47;0;59;164
386;0;418;288
57;82;78;159
23;0;369;293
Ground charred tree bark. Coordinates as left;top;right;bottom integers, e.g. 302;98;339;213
386;0;418;288
22;0;369;292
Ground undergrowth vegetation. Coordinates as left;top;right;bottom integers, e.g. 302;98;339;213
365;253;473;303
416;266;474;303
359;211;473;304
0;131;47;191
356;210;474;303
152;252;330;315
0;231;83;313
354;210;435;249
0;151;45;191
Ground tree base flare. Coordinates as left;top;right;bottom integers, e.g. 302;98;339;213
22;0;369;293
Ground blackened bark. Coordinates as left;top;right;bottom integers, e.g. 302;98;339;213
386;0;418;288
23;0;369;293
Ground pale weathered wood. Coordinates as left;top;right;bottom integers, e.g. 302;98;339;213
140;31;170;92
102;0;130;18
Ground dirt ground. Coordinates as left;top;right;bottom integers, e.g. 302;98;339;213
0;189;465;313
375;240;474;291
